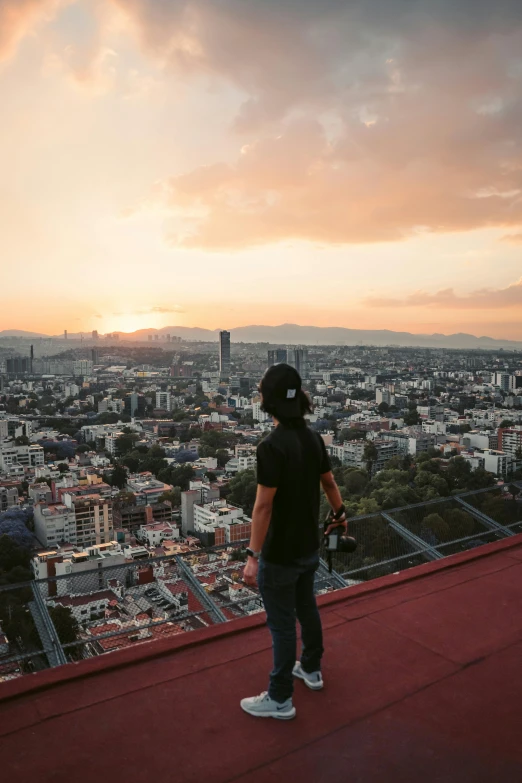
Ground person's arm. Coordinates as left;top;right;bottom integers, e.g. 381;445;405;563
249;484;277;552
320;471;347;534
243;484;277;586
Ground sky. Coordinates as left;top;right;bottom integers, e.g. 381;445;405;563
1;0;522;339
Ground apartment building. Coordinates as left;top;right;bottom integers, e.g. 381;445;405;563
34;503;77;547
0;485;19;511
498;427;522;458
28;482;53;504
0;443;44;472
32;543;125;597
126;474;172;505
61;495;113;548
181;481;220;536
193;499;251;546
155;391;172;411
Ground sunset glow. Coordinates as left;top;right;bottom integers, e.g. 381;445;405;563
1;1;522;338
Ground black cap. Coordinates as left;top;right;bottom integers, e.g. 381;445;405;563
260;363;302;418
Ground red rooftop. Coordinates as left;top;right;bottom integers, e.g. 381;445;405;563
1;535;522;782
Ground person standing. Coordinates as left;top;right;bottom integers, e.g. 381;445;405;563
241;363;346;720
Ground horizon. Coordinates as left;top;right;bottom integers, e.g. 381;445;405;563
3;321;522;348
1;2;522;338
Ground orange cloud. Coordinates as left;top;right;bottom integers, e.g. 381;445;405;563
111;1;522;248
501;232;522;244
365;279;522;309
151;114;522;248
0;0;61;61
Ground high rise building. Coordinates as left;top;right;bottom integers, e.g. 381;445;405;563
287;348;309;379
219;330;231;378
91;348;99;364
64;330;67;340
6;357;30;376
92;330;99;340
156;391;172;411
267;349;288;367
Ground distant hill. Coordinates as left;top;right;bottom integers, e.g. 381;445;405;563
3;324;522;349
115;323;522;350
0;329;47;338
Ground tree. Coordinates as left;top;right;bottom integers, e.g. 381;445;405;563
168;464;196;491
0;534;31;577
404;406;420;426
15;435;30;446
422;513;451;543
228;469;257;516
97;412;119;424
415;472;450;500
48;605;80;645
116;432;139;457
216;449;230;468
122;450;141;473
445;456;472;491
444;509;474;538
175;450;198;463
198;444;217;459
338;428;367;443
0;509;34;550
114;490;136;507
377;402;390;416
76;443;91;454
158;488;181;507
110;464;128;489
499;420;514;429
363;442;378;475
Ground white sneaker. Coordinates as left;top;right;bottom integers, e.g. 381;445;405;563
240;691;296;720
293;661;324;690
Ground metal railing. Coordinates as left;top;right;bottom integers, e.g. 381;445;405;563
1;485;521;682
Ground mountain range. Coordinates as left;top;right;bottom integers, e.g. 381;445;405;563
1;324;522;350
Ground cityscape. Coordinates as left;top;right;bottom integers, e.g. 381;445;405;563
1;330;522;679
1;0;522;778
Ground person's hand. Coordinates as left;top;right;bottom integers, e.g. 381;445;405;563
243;557;259;586
325;513;348;537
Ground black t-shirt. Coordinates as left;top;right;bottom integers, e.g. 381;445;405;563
256;421;332;564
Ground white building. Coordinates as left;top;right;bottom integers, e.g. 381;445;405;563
156;391;172;411
252;401;270;423
105;431;125;456
47;589;117;625
193;500;251;544
34;503;77;547
32;543;125;596
0;443;44;472
138;521;180;547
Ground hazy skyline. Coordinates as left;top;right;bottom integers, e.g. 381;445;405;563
1;0;521;338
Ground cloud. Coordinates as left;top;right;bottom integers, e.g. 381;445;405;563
4;1;522;249
154;113;522;248
364;278;522;310
0;0;62;62
147;305;185;314
117;0;522;247
501;232;522;244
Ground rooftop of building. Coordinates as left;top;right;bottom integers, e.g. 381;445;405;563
1;533;522;781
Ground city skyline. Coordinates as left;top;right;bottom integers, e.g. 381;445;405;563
1;1;522;338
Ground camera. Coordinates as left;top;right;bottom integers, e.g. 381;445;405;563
323;505;357;572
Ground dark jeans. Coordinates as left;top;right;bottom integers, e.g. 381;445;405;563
258;552;324;703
